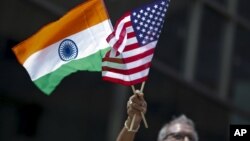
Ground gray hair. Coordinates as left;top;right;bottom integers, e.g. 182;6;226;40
157;115;198;141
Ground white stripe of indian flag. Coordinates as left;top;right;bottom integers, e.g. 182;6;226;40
24;20;112;81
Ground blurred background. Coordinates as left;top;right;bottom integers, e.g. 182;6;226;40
0;0;250;140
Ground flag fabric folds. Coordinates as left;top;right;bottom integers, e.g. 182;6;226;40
12;0;113;95
102;0;171;86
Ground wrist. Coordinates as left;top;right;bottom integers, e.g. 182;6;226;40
124;117;140;132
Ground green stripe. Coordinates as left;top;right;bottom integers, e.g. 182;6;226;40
34;47;110;95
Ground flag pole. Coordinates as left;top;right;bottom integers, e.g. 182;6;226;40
139;82;148;128
129;85;137;131
131;85;136;94
129;82;148;131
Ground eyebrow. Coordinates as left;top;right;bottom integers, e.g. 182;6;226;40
166;132;196;138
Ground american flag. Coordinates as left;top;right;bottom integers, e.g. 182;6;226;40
102;0;170;86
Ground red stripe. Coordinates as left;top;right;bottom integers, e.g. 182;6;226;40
102;57;123;63
102;76;148;86
123;48;154;63
102;62;151;75
127;31;135;38
125;21;132;27
104;50;111;57
106;32;115;42
103;48;154;64
112;26;127;51
123;43;139;52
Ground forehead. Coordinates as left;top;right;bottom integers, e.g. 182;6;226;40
168;123;194;133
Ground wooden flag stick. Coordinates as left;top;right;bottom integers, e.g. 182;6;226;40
129;114;136;131
129;82;148;130
131;85;136;93
139;82;148;128
129;85;136;131
140;81;146;92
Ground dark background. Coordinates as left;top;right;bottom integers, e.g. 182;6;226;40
1;0;250;141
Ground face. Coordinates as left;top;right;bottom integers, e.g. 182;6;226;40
158;123;197;141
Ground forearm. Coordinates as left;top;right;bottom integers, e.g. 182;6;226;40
116;127;136;141
116;117;141;141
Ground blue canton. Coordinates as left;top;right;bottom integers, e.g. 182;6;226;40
131;0;170;46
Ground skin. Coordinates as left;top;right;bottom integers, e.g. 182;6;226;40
116;92;147;141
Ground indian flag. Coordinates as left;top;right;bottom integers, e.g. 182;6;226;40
12;0;113;95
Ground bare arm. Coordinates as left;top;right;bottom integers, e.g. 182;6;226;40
116;93;147;141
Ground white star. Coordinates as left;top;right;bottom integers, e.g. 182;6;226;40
157;12;161;15
142;17;146;21
139;22;143;25
149;14;153;18
147;7;151;11
137;14;141;18
154;5;158;8
144;23;148;27
159;7;163;11
133;12;137;16
147;19;151;23
134;19;138;23
140;10;144;13
161;1;165;5
152;9;156;13
142;28;146;32
150;37;154;40
144;12;148;16
136;26;140;30
149;26;153;30
139;34;143;38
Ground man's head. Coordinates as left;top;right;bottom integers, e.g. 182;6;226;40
157;115;198;141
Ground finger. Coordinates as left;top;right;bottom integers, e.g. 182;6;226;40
127;95;136;108
130;95;145;106
128;97;147;109
128;101;145;113
127;107;140;116
141;107;147;114
131;102;145;112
